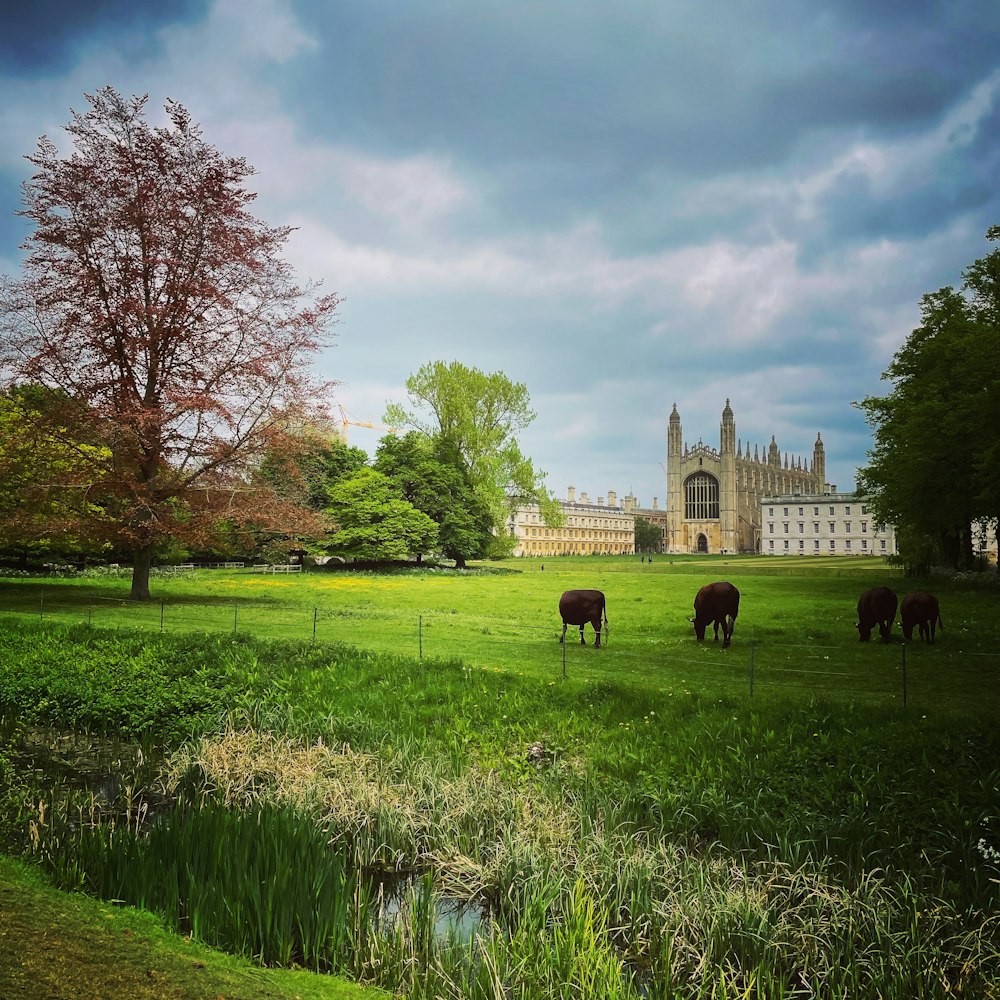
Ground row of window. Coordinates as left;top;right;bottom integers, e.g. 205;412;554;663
519;542;632;554
524;527;629;539
769;539;887;552
769;504;867;517
522;513;628;529
768;522;868;534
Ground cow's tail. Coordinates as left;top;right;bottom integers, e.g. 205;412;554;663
602;599;609;645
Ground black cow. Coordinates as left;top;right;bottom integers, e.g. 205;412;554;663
690;581;740;648
856;586;898;642
901;591;943;644
558;590;608;648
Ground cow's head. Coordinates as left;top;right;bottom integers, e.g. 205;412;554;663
856;621;872;642
689;615;707;641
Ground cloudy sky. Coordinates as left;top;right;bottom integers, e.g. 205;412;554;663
2;1;999;506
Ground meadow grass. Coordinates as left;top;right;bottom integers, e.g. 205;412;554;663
0;555;996;715
2;556;999;997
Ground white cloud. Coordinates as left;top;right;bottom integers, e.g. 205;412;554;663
331;151;474;226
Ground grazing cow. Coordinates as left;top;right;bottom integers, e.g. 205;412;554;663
901;591;943;644
690;581;740;649
558;590;608;648
856;586;898;642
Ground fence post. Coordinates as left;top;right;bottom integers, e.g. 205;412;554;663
233;604;238;635
562;633;567;679
749;640;755;697
901;643;908;707
87;603;92;627
39;590;44;621
160;602;165;632
419;615;423;659
312;607;318;643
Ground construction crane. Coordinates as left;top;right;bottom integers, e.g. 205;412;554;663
337;405;398;443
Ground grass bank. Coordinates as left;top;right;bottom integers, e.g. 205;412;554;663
0;855;385;1000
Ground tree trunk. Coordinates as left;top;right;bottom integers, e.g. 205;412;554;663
454;555;467;569
961;525;974;571
940;530;961;570
130;545;154;601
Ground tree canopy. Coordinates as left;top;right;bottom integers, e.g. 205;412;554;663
0;89;337;597
321;467;438;562
634;516;662;553
856;226;1000;570
384;361;561;552
374;432;493;566
0;385;110;565
259;425;368;512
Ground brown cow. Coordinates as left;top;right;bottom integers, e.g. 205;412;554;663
901;591;943;644
559;590;608;647
690;581;740;648
856;586;897;642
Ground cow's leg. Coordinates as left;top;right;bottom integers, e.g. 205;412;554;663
579;625;586;645
928;619;936;643
560;623;567;644
593;616;602;648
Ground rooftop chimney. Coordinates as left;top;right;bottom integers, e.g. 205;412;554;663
567;485;576;503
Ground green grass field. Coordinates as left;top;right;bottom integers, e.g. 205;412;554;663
1;555;998;998
1;555;996;716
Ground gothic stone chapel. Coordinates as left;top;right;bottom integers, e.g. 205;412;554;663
665;400;826;554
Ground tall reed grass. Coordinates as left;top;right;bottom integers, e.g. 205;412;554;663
21;727;979;999
30;790;368;972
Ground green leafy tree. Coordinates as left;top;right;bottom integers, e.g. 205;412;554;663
856;227;1000;570
384;361;561;554
634;516;662;553
259;425;368;511
374;432;493;566
321;467;437;562
0;385;111;565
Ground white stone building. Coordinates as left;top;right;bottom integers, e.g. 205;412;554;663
761;492;897;557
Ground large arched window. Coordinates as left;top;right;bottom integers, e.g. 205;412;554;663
685;472;719;520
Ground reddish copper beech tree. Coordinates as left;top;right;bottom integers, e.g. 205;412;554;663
0;89;339;599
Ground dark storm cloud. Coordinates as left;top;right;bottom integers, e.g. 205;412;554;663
0;0;208;75
285;1;1000;194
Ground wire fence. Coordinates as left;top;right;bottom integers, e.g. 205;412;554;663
1;590;994;715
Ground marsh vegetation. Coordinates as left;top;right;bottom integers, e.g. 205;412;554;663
1;557;998;997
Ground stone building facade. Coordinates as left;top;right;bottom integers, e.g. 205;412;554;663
510;487;636;556
761;493;897;556
666;400;827;554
